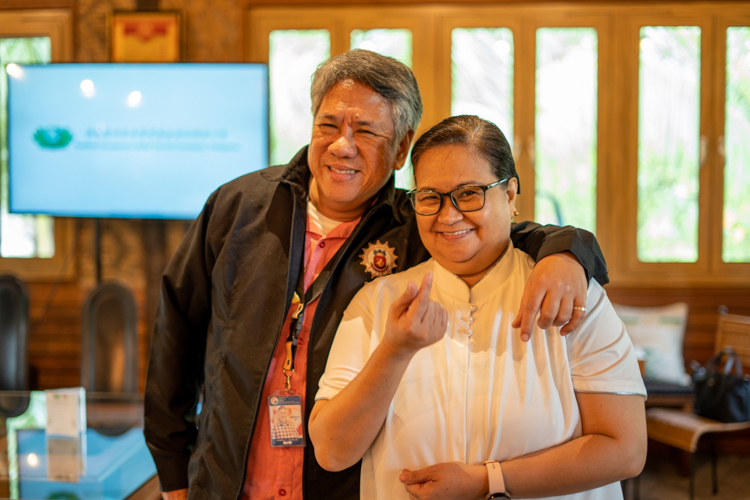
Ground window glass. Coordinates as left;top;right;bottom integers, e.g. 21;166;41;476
724;27;750;262
637;26;701;262
1;37;54;258
451;28;514;142
269;30;330;166
350;29;412;68
351;29;413;189
535;28;598;232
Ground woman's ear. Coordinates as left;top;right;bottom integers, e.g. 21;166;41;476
506;177;518;214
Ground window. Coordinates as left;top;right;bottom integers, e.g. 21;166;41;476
0;37;55;258
247;4;750;285
535;28;598;232
451;28;514;142
350;28;414;189
268;30;330;166
723;27;750;262
0;10;74;279
637;26;702;263
351;29;412;67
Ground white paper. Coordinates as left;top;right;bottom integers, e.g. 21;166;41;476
45;387;86;438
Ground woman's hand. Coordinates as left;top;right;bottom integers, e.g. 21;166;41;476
382;272;448;357
310;272;448;472
399;462;488;500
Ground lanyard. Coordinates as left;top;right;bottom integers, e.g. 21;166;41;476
282;246;332;392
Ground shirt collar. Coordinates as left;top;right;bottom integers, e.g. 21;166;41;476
432;242;516;303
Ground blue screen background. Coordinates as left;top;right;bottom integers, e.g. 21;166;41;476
8;63;268;219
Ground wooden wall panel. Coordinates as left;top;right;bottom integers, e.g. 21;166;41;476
26;281;150;392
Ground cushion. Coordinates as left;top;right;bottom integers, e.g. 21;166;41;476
613;302;690;385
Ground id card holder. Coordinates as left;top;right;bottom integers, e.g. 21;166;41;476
268;390;305;447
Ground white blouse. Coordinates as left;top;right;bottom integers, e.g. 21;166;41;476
316;245;646;500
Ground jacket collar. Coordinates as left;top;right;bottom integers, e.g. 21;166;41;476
261;145;403;222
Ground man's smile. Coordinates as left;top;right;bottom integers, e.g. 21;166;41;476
328;165;357;175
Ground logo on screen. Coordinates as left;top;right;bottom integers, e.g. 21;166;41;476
33;128;73;149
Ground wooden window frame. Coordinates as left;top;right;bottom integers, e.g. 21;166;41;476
609;4;750;286
712;13;750;277
0;9;76;280
245;2;750;288
245;6;442;140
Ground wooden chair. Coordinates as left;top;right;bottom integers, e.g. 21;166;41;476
81;281;139;394
81;282;139;436
645;312;750;500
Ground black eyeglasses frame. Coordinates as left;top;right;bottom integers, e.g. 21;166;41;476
406;178;510;216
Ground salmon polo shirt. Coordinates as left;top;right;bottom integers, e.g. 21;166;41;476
242;200;360;500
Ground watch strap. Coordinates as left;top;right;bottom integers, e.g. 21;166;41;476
485;460;508;498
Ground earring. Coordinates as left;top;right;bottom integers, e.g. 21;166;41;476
513;210;519;217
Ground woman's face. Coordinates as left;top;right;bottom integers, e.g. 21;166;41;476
413;144;517;285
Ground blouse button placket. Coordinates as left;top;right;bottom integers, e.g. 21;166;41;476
461;303;477;336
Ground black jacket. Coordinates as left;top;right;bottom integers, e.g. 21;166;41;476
144;147;608;500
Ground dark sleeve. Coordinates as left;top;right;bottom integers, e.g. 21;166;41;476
510;221;609;286
144;191;217;492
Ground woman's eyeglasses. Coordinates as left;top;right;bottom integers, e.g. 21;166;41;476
406;178;509;216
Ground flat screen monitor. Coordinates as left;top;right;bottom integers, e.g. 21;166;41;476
7;63;268;219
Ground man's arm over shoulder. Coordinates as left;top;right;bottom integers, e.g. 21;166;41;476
144;190;219;493
510;221;608;286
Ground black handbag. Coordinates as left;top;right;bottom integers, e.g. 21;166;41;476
692;346;750;423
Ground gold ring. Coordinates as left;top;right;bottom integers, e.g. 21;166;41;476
573;306;587;313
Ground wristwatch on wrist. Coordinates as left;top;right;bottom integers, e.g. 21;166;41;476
485;460;511;499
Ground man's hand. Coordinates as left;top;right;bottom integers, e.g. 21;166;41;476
512;252;588;341
162;489;188;500
382;273;448;357
400;462;488;500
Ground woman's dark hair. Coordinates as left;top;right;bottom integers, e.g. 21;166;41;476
410;115;519;193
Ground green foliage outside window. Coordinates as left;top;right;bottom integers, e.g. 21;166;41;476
724;27;750;262
637;26;701;262
269;30;330;167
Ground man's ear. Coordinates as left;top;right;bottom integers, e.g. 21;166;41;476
393;130;415;171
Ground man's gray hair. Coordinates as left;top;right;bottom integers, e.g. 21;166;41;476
310;49;423;143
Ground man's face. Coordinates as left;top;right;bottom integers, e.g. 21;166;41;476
307;80;411;221
277;407;289;424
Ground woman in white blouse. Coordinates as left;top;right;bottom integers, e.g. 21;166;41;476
309;115;647;500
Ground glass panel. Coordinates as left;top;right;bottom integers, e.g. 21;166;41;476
351;29;413;190
269;30;330;166
724;27;750;262
535;28;598;232
1;37;54;258
637;26;701;262
451;28;514;142
350;29;412;68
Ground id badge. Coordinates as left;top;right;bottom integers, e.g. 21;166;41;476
268;391;305;447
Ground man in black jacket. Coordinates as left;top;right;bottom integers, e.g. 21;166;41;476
146;49;607;500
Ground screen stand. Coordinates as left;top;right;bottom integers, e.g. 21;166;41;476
94;219;102;284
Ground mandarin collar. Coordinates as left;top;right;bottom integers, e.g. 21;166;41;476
432;242;516;303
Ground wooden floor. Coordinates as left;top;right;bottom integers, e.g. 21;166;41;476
634;453;750;500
